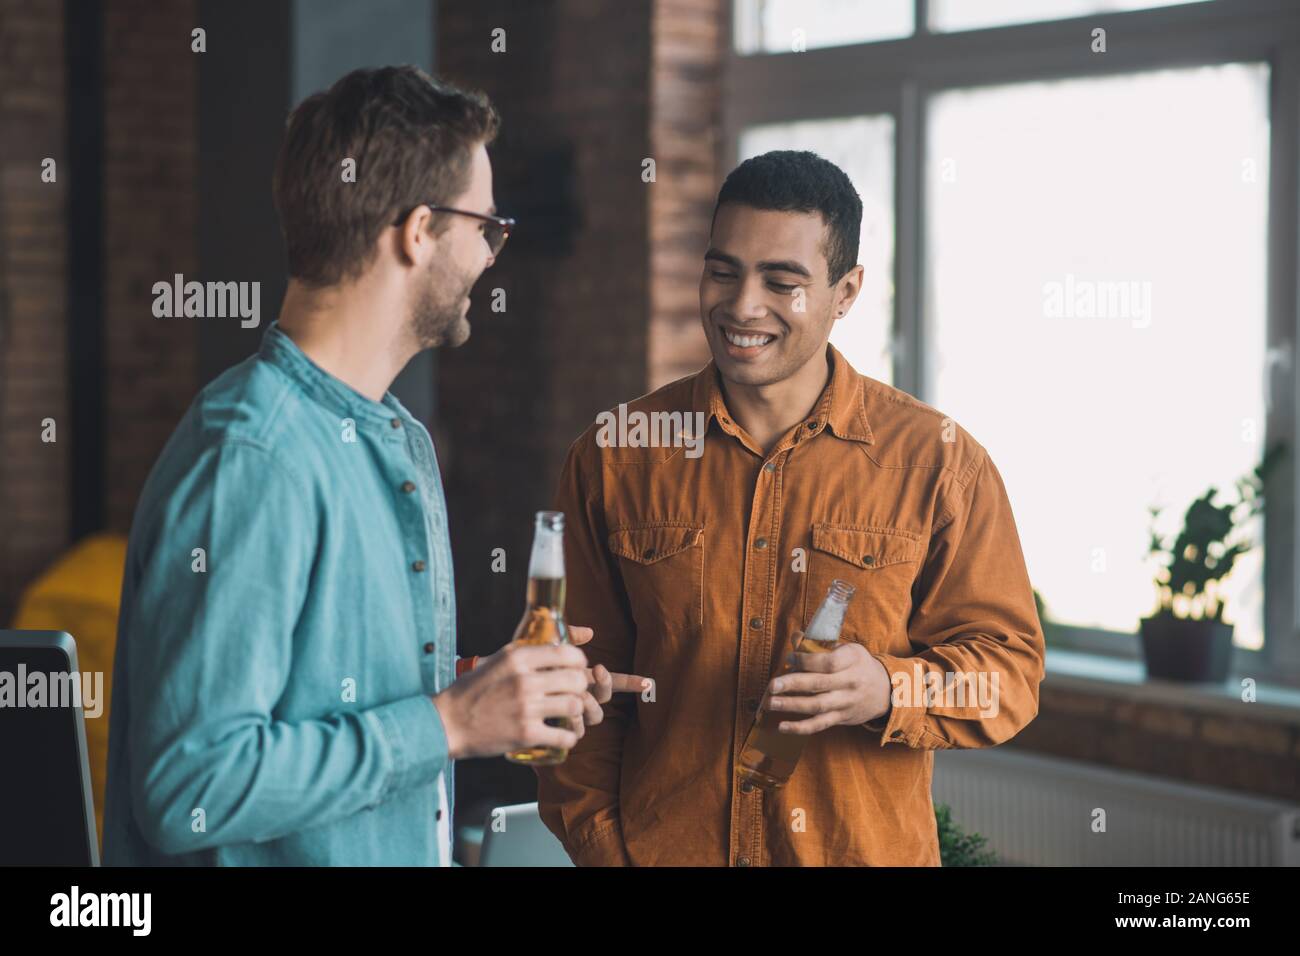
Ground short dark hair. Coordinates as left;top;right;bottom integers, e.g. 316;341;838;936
272;66;499;286
712;150;862;284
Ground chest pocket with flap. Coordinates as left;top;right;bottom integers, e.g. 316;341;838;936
802;523;922;653
608;523;704;637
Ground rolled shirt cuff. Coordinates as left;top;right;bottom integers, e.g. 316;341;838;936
862;652;930;747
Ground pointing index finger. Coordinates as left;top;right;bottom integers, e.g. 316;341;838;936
608;673;652;694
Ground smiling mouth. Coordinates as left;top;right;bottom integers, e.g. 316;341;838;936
722;328;777;349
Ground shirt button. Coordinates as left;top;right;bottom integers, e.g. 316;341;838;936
740;781;755;794
736;856;751;867
891;730;904;739
805;421;816;430
643;547;656;560
390;418;402;429
762;462;776;474
754;538;768;550
721;417;731;425
862;554;875;565
401;480;416;494
749;617;762;630
412;560;426;573
423;642;435;654
436;809;443;821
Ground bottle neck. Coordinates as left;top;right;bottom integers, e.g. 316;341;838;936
528;525;564;576
525;575;566;614
525;519;566;613
805;596;849;644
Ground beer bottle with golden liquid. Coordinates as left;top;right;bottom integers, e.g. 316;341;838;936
505;510;577;766
736;579;856;789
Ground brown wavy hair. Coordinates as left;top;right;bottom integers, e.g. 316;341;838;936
272;65;499;287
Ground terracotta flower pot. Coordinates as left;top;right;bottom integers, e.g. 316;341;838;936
1138;612;1234;683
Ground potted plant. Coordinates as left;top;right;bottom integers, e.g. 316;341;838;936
1032;587;1058;647
936;802;998;866
1140;443;1284;682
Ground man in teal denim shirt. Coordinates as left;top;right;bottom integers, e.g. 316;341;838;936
102;67;614;866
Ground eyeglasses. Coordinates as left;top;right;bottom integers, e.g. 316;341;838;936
393;204;515;256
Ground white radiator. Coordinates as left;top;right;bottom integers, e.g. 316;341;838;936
932;748;1300;866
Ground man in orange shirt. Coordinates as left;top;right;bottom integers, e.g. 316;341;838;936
536;150;1045;866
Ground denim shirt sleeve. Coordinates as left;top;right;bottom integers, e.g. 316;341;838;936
123;438;451;856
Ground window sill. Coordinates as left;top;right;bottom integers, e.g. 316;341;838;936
1045;647;1300;725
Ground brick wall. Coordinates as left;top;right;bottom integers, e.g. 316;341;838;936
0;0;199;619
649;0;723;389
0;0;69;622
437;0;657;662
1017;682;1300;802
102;0;198;532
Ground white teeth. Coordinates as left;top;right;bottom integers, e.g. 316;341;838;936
724;330;775;348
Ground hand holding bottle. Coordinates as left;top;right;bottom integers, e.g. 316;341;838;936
738;579;875;788
762;640;892;735
433;642;589;760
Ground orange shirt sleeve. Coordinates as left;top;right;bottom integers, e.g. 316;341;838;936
866;446;1046;750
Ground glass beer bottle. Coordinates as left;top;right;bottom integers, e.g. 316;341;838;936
505;510;577;766
736;579;856;789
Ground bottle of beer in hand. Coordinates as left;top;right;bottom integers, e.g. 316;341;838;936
505;510;576;766
737;579;856;789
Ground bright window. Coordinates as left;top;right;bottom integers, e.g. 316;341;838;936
925;63;1270;648
734;0;913;54
929;0;1213;33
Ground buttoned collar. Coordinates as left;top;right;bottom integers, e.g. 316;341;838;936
689;342;875;445
258;321;418;436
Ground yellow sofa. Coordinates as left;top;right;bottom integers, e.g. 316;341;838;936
11;533;128;850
